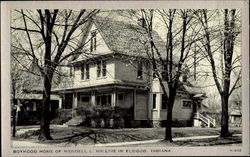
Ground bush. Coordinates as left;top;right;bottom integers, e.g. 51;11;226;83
17;111;40;125
74;105;133;128
50;109;72;125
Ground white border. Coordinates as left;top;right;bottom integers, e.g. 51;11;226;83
1;1;249;156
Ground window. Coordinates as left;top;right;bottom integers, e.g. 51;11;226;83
162;94;168;109
102;60;106;77
81;96;90;103
182;100;192;109
137;61;143;79
81;64;90;80
81;66;85;80
118;93;124;101
97;61;101;77
96;94;112;106
69;66;74;77
90;31;97;52
97;60;106;78
153;94;156;109
86;64;89;79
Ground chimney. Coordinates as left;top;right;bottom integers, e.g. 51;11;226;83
138;18;146;28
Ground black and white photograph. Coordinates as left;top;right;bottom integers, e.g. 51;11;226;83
1;1;249;156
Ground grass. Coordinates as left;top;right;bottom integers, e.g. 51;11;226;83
13;126;242;146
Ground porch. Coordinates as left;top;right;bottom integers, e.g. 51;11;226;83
55;84;150;126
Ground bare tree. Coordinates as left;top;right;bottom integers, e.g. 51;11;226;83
11;9;99;141
134;9;202;141
195;9;241;137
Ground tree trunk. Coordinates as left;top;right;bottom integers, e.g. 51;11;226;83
165;93;175;142
220;94;231;137
38;74;53;141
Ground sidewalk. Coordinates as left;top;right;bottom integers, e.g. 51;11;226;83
12;134;242;147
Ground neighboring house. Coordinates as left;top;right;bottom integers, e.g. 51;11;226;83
229;110;242;127
13;90;61;125
52;15;212;128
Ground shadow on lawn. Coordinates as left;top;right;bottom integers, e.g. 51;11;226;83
172;136;242;146
45;129;143;145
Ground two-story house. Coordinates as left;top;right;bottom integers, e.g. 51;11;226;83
53;15;214;128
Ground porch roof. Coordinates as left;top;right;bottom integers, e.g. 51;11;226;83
52;80;148;93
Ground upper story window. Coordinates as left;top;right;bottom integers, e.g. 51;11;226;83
137;61;143;79
90;31;97;52
97;60;106;78
81;66;85;80
86;64;89;79
69;66;74;77
81;64;90;80
102;60;106;77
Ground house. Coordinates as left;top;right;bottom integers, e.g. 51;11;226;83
12;90;61;125
229;110;241;127
52;15;213;128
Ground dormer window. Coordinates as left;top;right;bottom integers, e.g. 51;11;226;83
90;31;97;52
137;61;143;79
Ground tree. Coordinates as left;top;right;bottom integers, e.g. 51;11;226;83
195;9;241;137
134;9;202;141
11;9;99;141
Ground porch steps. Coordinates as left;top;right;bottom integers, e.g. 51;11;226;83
64;116;84;127
194;112;216;127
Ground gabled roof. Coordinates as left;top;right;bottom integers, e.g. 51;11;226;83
94;16;166;57
72;15;168;63
230;110;241;116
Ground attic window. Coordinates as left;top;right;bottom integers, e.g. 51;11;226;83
90;31;97;52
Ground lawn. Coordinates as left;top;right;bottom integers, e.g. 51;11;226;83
13;126;242;146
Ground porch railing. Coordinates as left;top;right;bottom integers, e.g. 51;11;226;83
194;112;216;127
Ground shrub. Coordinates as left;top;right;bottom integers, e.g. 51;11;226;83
50;109;72;125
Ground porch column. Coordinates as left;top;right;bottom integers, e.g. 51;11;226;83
133;89;137;119
58;96;62;109
112;88;117;107
91;91;96;106
71;93;78;117
73;93;78;109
